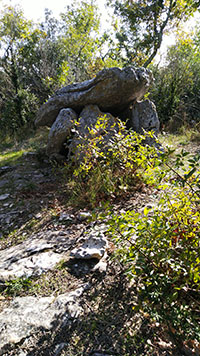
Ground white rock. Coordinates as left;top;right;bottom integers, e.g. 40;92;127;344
92;259;107;273
77;211;92;221
0;194;10;201
70;232;108;260
0;251;62;280
59;212;74;222
0;230;74;281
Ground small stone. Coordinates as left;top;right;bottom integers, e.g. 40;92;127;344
0;194;10;201
77;211;92;221
59;212;74;222
5;216;11;224
92;259;107;273
0;166;15;176
54;343;68;356
70;232;108;260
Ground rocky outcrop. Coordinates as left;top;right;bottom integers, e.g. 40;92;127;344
35;67;152;128
0;225;109;281
0;220;109;353
0;230;76;281
0;284;89;353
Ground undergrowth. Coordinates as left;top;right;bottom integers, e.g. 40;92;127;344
63;115;160;208
65;114;200;349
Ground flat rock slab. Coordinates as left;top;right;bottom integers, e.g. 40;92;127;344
0;194;10;201
0;230;76;281
35;67;152;127
0;284;88;353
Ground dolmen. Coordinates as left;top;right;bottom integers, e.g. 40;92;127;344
35;67;160;161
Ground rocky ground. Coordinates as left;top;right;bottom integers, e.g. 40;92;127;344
0;131;199;356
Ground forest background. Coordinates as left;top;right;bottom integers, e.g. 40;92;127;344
0;0;200;139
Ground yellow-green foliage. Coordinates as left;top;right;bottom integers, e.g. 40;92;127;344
67;115;160;207
105;147;200;342
0;150;25;167
64;114;200;342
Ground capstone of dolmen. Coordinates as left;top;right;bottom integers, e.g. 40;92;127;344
35;67;152;128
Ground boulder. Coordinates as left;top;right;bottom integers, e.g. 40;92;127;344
35;67;152;128
76;105;116;135
46;108;77;156
70;231;108;260
130;99;160;135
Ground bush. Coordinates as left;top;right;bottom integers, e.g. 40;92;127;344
105;148;200;344
0;89;38;137
66;115;160;207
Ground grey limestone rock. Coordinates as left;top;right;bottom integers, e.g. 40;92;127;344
35;67;152;128
0;284;88;353
131;99;160;135
77;211;92;221
76;104;116;136
70;231;108;260
0;194;10;201
46;108;77;156
0;230;76;281
68;104;120;160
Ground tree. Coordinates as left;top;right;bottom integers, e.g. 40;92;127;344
107;0;200;67
0;5;66;134
0;1;118;136
149;28;200;129
59;0;102;82
0;5;39;132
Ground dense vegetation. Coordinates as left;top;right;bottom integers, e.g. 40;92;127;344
58;114;200;350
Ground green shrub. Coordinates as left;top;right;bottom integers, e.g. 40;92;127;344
4;277;32;296
66;115;160;207
0;89;38;136
105;149;200;344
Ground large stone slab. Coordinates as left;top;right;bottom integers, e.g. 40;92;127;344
0;284;88;353
0;230;75;281
131;99;160;135
35;67;152;128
